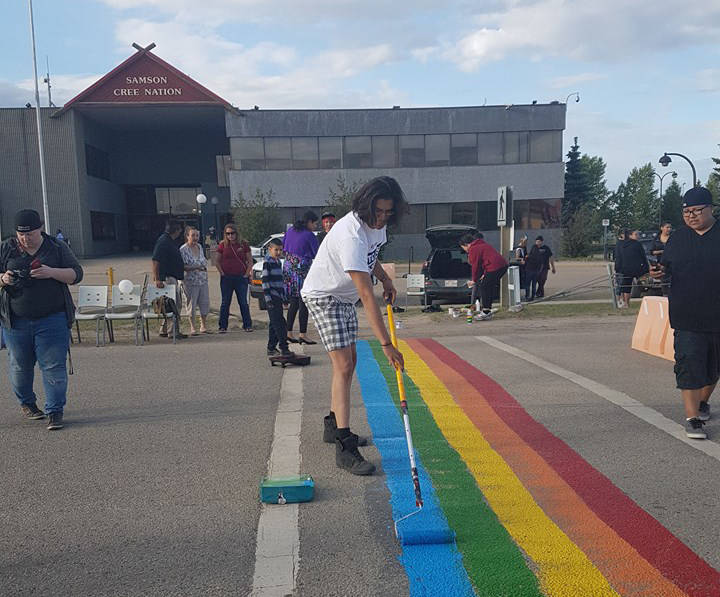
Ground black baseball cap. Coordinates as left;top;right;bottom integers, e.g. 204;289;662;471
15;209;43;232
321;211;336;220
682;186;713;208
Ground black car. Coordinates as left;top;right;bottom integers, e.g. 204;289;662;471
420;225;479;305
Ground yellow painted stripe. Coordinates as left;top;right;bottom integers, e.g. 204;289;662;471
399;340;621;597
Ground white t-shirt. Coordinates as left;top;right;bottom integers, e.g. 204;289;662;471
302;211;386;304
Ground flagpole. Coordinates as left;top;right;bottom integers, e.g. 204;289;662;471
28;0;51;231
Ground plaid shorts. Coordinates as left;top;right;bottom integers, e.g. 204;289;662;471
304;296;358;352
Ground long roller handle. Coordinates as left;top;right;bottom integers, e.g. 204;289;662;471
386;302;423;508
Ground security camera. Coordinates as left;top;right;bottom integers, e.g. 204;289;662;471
505;104;513;110
25;102;32;108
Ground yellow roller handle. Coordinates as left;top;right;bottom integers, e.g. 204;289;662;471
386;302;407;404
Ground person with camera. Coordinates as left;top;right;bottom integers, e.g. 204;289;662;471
0;209;83;430
151;219;187;339
650;187;720;440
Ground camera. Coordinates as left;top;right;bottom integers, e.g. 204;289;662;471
10;268;32;287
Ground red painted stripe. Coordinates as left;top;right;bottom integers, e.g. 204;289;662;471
419;338;720;597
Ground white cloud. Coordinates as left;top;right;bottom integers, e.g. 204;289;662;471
549;73;607;89
446;0;720;70
696;68;720;93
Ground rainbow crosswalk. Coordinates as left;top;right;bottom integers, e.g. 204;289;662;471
356;339;720;597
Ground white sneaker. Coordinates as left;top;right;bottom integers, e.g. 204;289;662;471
616;300;625;309
475;311;493;321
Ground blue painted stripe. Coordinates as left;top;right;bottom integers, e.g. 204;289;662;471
355;341;475;597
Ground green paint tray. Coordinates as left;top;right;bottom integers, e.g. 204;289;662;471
260;475;315;504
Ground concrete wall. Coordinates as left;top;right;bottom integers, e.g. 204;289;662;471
0;108;83;249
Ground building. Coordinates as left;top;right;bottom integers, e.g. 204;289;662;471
1;44;567;258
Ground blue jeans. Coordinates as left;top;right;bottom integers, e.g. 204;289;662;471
219;275;252;330
3;312;70;414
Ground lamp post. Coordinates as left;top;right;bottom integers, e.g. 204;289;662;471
653;170;677;227
564;92;580;104
196;193;207;246
211;196;219;241
659;152;697;188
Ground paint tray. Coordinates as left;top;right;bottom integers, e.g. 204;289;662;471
260;475;315;504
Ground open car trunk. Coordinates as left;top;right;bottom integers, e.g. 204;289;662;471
425;225;479;249
429;248;471;279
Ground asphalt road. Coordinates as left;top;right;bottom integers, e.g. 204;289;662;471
2;309;718;596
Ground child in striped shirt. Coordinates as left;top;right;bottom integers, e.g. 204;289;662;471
262;238;294;357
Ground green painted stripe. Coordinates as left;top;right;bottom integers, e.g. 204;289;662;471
368;341;543;597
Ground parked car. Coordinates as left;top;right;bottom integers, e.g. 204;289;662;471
419;225;480;306
249;231;319;310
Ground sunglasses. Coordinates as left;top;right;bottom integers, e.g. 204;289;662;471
225;231;237;236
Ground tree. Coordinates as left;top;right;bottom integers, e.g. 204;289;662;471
562;137;587;226
606;164;656;231
231;187;280;245
706;173;720;207
562;204;600;257
325;176;364;219
660;180;683;228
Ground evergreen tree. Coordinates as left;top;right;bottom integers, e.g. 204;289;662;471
562;137;587;226
579;154;610;209
706;173;720;206
660;180;684;228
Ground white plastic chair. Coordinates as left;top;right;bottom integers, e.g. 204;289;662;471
142;284;178;344
74;285;108;346
106;284;142;345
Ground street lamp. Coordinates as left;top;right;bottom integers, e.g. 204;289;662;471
653;170;677;227
659;152;697;188
211;196;219;241
196;193;207;245
564;92;580;103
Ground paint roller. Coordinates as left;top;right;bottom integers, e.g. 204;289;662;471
386;301;456;546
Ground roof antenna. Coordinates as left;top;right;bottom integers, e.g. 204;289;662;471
43;56;54;107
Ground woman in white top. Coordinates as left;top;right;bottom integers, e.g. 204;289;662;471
179;227;211;335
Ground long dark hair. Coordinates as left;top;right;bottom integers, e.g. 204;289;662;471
293;210;318;231
352;176;408;228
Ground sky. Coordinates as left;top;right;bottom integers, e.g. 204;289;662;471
2;0;719;191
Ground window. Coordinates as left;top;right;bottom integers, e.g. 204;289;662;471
530;131;562;162
451;202;477;225
216;155;231;187
528;199;562;228
91;211;116;240
155;187;201;215
230;138;264;170
372;136;397;168
477;202;498;230
319;137;342;169
513;200;530;228
426;203;452;226
450;134;477;166
265;137;292;170
396;204;426;234
425;135;450;166
344;136;372;168
85;144;111;180
504;132;529;164
291;137;319;169
477;133;503;165
399;135;424;167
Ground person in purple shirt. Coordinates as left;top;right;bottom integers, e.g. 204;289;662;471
283;210;319;344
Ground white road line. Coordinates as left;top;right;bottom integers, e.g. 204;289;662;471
476;335;720;462
251;357;304;597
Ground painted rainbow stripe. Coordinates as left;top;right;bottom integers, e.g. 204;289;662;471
358;339;720;597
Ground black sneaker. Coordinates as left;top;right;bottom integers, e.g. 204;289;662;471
335;434;375;475
267;348;280;356
47;412;64;431
685;417;706;440
21;404;45;420
323;414;368;446
699;401;711;422
280;348;296;358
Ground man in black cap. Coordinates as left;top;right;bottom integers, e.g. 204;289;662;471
651;186;719;439
0;209;83;430
316;211;336;245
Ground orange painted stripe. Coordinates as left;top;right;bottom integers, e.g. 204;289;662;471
407;338;687;597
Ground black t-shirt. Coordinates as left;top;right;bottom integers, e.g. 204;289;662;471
526;245;552;272
6;238;66;319
661;222;720;332
152;233;185;281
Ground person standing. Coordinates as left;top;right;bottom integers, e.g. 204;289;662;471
152;219;187;339
302;176;405;475
614;229;648;308
0;209;83;430
215;223;253;333
262;238;294;358
283;211;320;344
534;236;556;298
179;226;211;335
513;235;529;300
459;233;508;320
651;187;719;439
650;223;673;296
316;211;336;244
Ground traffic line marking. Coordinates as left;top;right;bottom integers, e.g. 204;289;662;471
475;335;720;462
250;363;303;596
